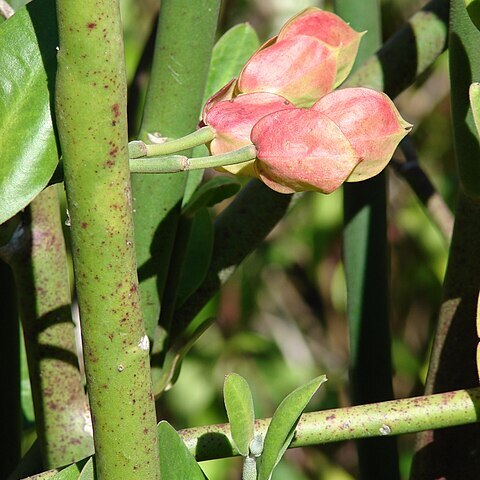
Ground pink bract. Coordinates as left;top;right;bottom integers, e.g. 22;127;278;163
313;87;412;181
238;35;338;107
278;8;364;88
251;108;360;194
204;92;294;175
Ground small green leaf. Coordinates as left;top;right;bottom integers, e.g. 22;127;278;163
470;82;480;138
224;373;255;457
182;176;241;218
466;0;480;30
158;421;208;479
0;0;59;224
204;23;260;103
51;459;88;480
176;208;213;308
77;459;94;480
257;375;327;480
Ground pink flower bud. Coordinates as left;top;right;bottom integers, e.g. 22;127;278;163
203;92;294;175
313;88;412;181
278;8;365;88
238;35;337;107
251;108;360;194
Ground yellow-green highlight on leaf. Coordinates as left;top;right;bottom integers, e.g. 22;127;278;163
471;82;480;138
257;375;327;480
466;0;480;30
224;373;255;457
158;421;207;479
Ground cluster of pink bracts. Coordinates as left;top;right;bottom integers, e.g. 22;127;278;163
201;8;412;194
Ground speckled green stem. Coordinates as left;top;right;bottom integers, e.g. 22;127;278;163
179;387;480;461
1;187;93;468
54;0;159;478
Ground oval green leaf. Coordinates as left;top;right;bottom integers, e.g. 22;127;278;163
204;23;260;103
257;375;327;480
158;421;208;479
224;373;255;457
77;459;94;480
0;0;59;224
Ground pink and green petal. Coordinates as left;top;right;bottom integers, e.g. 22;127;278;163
279;8;364;87
313;87;412;181
205;92;294;175
238;35;338;107
252;108;360;194
202;78;238;118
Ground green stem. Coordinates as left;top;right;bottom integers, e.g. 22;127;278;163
411;1;480;477
344;0;449;95
2;187;93;468
54;0;159;477
129;145;257;173
129;126;216;158
180;387;480;461
132;0;220;350
335;1;399;478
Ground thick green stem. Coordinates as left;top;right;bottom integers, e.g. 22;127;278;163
410;1;480;477
335;1;399;478
132;0;220;348
129;145;257;173
2;187;93;468
179;387;480;461
55;0;159;477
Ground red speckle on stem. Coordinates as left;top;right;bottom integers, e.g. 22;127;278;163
87;22;97;29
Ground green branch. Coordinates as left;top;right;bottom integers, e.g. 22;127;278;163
129;145;257;173
54;0;159;477
180;387;480;461
2;187;93;468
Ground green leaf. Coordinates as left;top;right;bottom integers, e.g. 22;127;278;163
77;459;94;480
51;459;88;480
204;23;259;103
176;208;213;308
224;373;255;457
182;176;241;218
158;421;208;479
466;0;480;30
0;0;59;224
257;375;327;480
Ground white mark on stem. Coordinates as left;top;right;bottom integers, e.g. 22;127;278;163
379;424;392;436
117;364;125;372
167;64;182;85
138;335;150;351
65;209;71;227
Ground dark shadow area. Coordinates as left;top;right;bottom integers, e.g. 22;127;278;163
194;432;234;462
